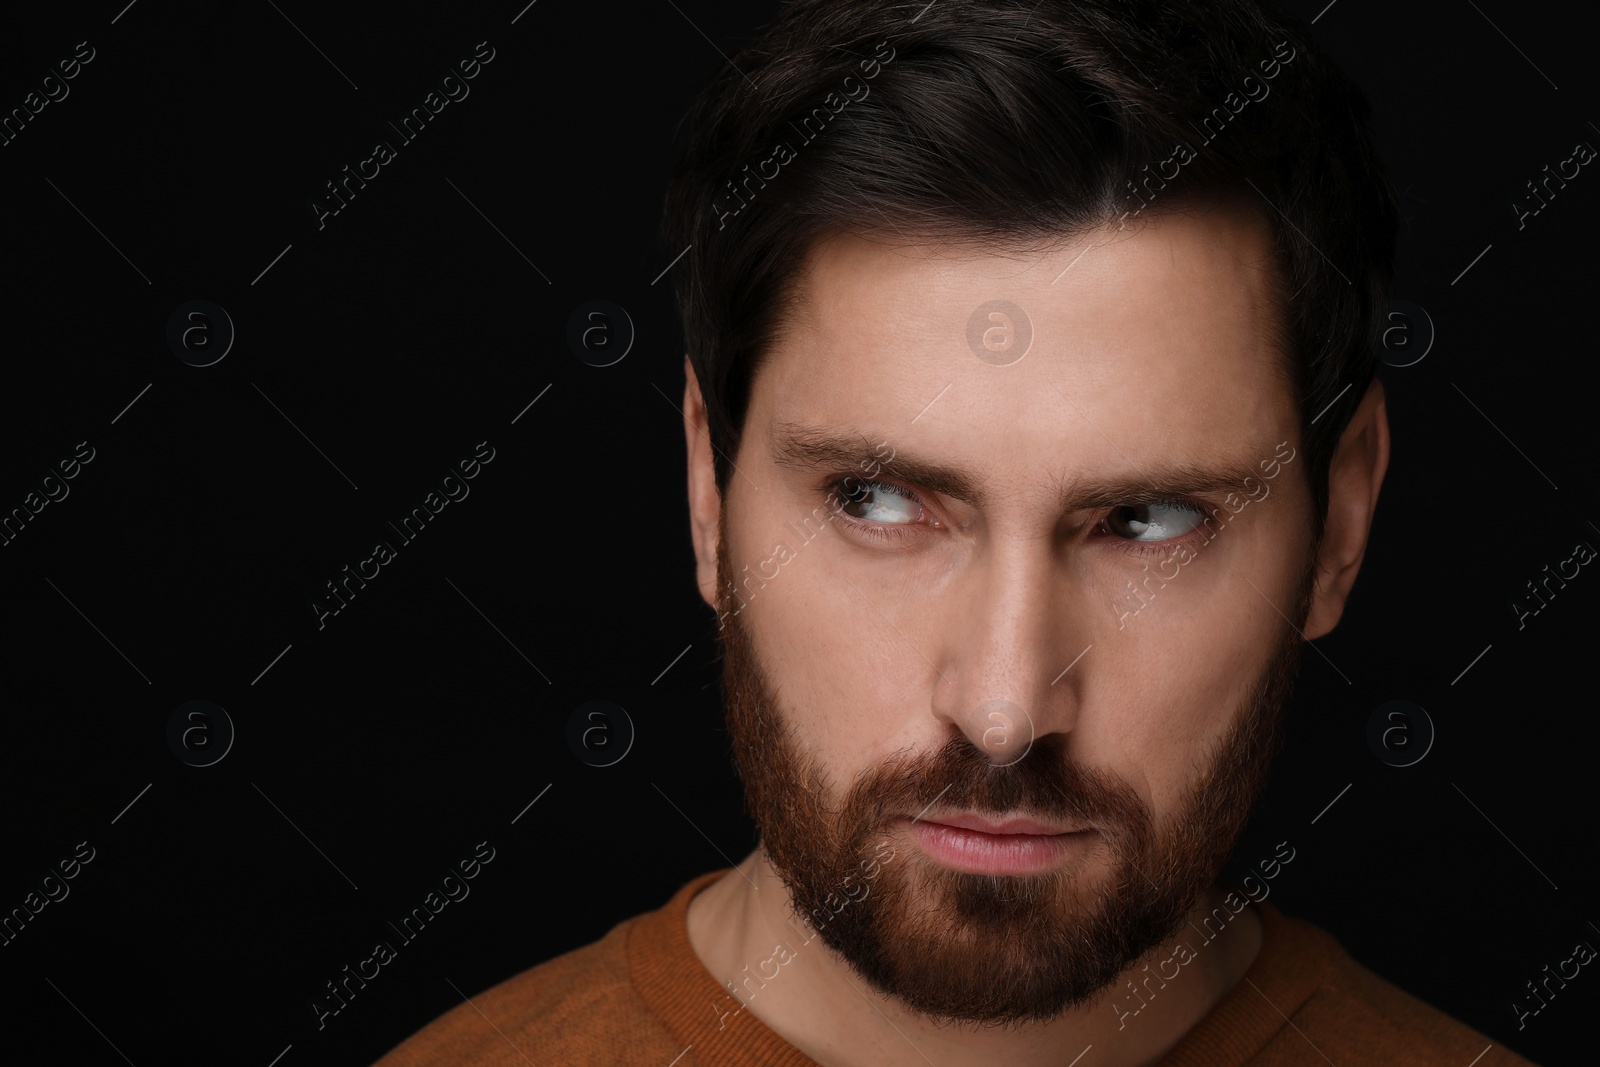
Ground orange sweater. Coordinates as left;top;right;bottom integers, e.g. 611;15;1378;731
372;869;1538;1066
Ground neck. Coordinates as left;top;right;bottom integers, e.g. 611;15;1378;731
686;849;1263;1067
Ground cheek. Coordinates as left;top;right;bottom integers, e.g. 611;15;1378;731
1081;659;1241;815
736;525;924;786
1081;572;1290;814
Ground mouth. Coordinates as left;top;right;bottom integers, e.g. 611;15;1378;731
897;812;1096;876
915;812;1085;836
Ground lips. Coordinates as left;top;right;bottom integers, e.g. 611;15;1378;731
917;813;1081;836
901;813;1094;875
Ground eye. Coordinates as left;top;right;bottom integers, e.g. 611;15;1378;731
832;478;925;525
1103;501;1208;542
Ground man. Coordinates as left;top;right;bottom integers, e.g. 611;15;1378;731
375;0;1538;1063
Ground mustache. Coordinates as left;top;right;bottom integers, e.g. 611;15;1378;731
837;731;1152;849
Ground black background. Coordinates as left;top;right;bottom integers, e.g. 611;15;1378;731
1;1;1595;1064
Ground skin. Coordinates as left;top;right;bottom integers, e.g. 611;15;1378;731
680;200;1389;1067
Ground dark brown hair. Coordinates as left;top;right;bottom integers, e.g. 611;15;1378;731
662;0;1399;527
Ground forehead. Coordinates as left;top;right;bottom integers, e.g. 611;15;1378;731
753;204;1297;480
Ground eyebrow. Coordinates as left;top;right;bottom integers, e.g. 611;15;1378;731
768;421;1276;513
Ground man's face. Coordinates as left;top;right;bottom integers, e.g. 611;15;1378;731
707;203;1319;1025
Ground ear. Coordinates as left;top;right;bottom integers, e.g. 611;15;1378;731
684;356;722;612
1304;378;1390;640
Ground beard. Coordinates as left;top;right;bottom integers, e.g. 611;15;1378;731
712;518;1317;1028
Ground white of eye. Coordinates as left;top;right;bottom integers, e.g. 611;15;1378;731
841;482;921;525
1107;502;1206;542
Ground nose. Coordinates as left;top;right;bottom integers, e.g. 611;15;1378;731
930;534;1084;764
